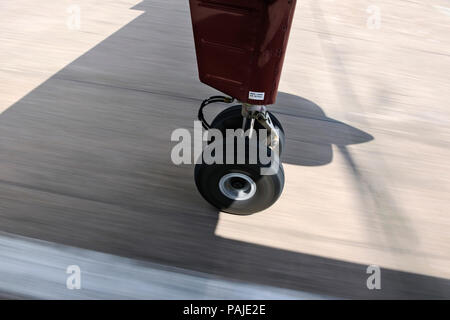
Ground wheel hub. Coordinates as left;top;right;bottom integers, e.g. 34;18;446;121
218;173;256;201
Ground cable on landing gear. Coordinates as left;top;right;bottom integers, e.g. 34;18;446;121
198;96;234;130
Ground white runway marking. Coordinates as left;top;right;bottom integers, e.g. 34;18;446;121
0;232;331;299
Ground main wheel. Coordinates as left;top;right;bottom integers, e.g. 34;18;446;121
210;105;286;155
195;159;284;215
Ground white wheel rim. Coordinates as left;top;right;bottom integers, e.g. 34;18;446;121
218;173;257;201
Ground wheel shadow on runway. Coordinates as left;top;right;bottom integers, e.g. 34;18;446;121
0;0;448;299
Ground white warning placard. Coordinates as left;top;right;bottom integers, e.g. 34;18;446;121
248;91;265;101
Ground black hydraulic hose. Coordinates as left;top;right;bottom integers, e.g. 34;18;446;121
198;96;234;130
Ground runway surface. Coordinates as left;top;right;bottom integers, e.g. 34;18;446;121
0;0;449;298
0;232;331;299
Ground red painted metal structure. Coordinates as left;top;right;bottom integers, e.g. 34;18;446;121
189;0;297;105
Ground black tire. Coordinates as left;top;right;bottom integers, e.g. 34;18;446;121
210;105;286;156
194;143;285;215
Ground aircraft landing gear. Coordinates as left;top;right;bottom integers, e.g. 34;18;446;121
194;97;285;215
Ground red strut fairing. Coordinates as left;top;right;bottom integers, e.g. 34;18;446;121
189;0;297;105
